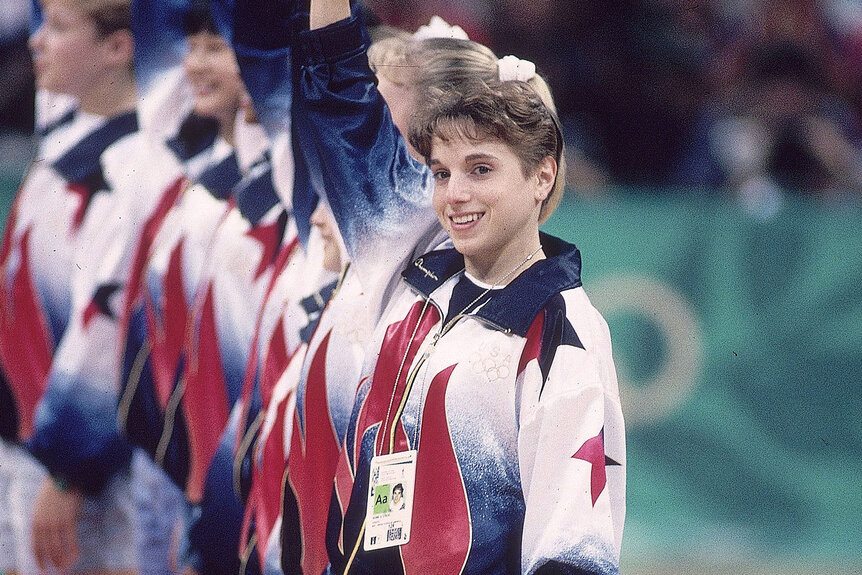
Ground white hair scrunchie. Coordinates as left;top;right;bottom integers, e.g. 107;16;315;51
413;15;469;41
498;55;536;82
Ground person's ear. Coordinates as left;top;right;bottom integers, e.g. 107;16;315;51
102;29;134;68
534;156;557;202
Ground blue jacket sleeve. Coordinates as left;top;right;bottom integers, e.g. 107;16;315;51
294;13;438;281
28;372;134;495
230;0;294;135
132;0;192;96
227;0;321;245
26;289;136;495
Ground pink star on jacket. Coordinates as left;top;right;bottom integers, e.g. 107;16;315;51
245;211;287;281
572;428;620;506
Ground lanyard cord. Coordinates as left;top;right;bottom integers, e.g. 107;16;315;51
406;243;544;449
376;295;433;456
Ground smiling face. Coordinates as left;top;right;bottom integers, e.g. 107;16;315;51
183;30;244;138
30;1;111;98
429;129;556;283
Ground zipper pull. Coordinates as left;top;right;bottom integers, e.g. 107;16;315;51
420;332;442;362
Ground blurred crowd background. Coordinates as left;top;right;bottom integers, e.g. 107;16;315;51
6;0;862;207
367;0;862;209
0;0;35;179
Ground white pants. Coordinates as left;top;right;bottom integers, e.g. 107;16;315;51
0;439;44;575
0;439;138;574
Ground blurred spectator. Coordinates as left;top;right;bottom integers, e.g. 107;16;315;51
825;0;862;128
0;0;34;134
487;1;730;190
486;0;610;194
688;0;862;209
0;0;35;174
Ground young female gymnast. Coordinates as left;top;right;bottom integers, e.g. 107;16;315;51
0;0;142;573
289;2;626;573
274;16;525;575
117;2;306;573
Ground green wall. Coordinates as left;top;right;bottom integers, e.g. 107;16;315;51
543;194;862;570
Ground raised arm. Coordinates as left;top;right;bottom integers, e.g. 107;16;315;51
309;0;350;30
213;0;293;138
131;0;189;93
226;0;324;245
294;6;438;293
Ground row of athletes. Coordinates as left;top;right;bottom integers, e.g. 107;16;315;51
0;0;626;574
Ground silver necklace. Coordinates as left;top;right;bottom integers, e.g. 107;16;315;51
379;243;545;454
456;243;545;318
406;243;545;448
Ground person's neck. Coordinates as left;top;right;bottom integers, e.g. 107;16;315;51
219;121;235;147
464;241;545;287
77;73;136;118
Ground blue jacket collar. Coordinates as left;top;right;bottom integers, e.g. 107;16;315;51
402;232;582;337
196;152;242;201
52;110;138;184
166;113;220;162
235;157;283;225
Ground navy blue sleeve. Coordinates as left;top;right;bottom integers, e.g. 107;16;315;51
294;13;436;270
27;378;133;495
228;0;321;244
132;0;191;96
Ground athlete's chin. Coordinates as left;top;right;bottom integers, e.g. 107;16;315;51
449;237;485;260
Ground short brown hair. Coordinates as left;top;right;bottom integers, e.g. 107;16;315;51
369;36;500;94
409;79;565;223
46;0;131;37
